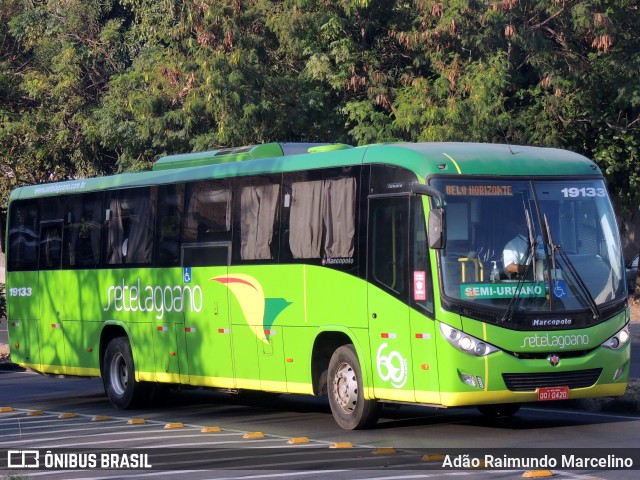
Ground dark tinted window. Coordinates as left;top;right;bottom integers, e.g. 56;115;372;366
63;193;102;268
183;181;231;243
104;188;155;265
182;244;230;267
39;221;63;270
8;201;39;271
156;184;183;266
369;196;409;300
369;164;418;194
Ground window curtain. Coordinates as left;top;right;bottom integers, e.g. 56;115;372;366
323;177;356;258
289;177;356;259
241;184;280;259
125;192;154;264
106;190;154;265
289;181;324;258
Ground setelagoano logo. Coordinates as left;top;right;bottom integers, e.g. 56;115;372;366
520;333;589;349
103;279;203;320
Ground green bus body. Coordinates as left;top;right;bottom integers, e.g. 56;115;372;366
5;142;630;429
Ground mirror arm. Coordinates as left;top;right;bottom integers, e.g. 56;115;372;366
411;184;445;209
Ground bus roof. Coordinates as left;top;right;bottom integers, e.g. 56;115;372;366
9;142;600;201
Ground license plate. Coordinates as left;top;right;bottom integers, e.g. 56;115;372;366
537;386;569;401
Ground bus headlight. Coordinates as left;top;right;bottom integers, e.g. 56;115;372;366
601;324;630;350
439;323;499;357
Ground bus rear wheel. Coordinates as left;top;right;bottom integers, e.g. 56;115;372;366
328;344;380;429
477;403;521;419
103;337;149;409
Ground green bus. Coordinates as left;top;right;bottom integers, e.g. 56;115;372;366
5;142;630;429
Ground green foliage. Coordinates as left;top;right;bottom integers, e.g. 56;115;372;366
594;132;640;214
0;0;639;219
0;0;128;215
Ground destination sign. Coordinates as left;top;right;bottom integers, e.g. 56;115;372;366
445;185;513;196
461;282;546;300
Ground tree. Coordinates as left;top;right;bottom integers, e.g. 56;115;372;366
0;0;130;214
92;0;349;173
1;0;639;221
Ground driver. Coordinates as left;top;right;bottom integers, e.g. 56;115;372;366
503;216;530;277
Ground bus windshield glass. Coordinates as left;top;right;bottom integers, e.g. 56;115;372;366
431;178;625;326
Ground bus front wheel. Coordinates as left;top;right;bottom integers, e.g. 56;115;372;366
103;337;149;409
327;344;380;429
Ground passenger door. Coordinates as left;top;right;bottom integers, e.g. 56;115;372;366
181;243;235;388
38;219;66;373
6;200;41;369
367;196;415;402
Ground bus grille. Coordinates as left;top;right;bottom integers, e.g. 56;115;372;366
502;368;602;392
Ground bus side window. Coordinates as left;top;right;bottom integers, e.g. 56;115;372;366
369;197;409;300
289;179;323;258
104;188;155;265
39;221;63;270
156;183;184;266
237;179;280;261
182;181;230;243
63;193;102;268
411;197;433;314
38;197;64;271
7;201;40;271
288;177;356;260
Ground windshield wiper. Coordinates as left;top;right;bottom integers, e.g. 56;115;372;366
501;209;537;323
543;214;601;321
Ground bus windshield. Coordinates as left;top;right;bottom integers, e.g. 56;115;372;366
431;178;625;327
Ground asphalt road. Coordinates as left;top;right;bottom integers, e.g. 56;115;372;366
1;368;640;480
2;318;640;480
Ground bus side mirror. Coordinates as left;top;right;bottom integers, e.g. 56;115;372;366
428;208;445;249
409;184;446;250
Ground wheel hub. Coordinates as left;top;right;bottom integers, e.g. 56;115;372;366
109;352;128;396
333;362;358;413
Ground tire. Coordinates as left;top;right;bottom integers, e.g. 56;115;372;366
477;403;521;419
103;337;150;409
327;344;380;429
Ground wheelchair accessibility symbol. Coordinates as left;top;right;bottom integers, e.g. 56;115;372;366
183;267;192;283
553;279;567;299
